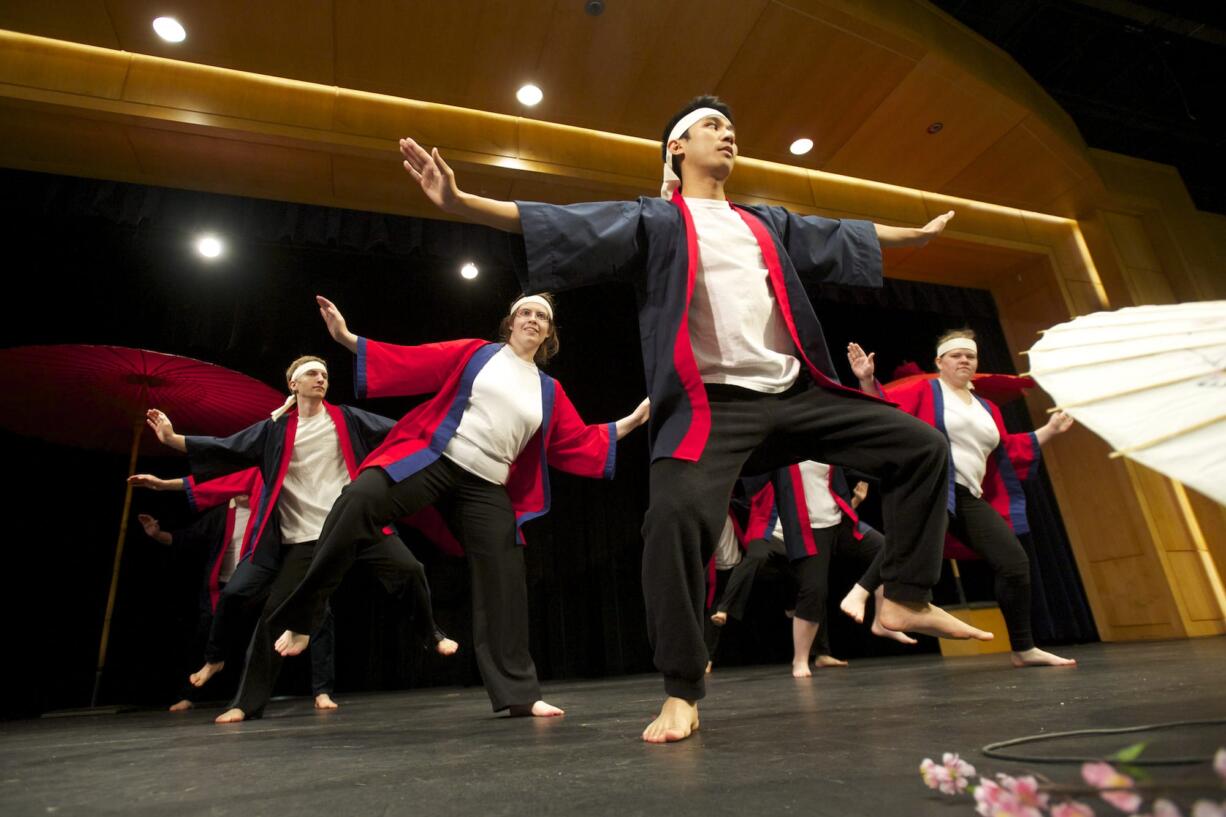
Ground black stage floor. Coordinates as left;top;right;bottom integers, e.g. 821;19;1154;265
2;640;1224;816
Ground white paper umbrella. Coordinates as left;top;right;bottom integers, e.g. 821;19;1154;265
1025;301;1226;505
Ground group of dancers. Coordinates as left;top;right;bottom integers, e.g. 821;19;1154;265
132;94;1076;743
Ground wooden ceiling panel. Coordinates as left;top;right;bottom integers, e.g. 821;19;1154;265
886;235;1038;289
0;1;118;49
0;29;130;99
126;127;334;203
0;102;140;176
103;0;335;85
334;0;553;117
616;0;768;140
824;52;1028;191
714;2;918;167
331;153;515;219
943;118;1085;211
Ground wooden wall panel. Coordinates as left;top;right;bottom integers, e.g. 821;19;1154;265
0;1;117;48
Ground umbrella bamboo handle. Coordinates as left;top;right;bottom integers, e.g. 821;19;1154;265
92;421;142;707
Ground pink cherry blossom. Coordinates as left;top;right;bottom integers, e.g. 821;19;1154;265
1190;801;1226;817
1051;802;1096;817
1151;799;1184;817
942;753;977;794
921;758;953;793
1081;762;1142;813
997;773;1050;814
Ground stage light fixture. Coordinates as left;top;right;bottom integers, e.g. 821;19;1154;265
460;262;479;280
196;235;223;259
153;17;186;43
516;84;543;106
789;138;814;156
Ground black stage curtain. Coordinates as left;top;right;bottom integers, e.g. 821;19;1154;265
0;169;1095;717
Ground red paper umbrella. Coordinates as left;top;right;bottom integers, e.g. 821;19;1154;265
0;345;283;706
886;362;1035;406
0;345;284;455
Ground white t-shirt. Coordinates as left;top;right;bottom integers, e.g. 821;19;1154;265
443;345;544;485
714;516;742;570
686;198;800;393
939;379;1000;498
219;496;251;583
797;461;843;530
277;410;351;544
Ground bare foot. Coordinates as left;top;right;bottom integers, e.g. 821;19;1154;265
871;617;919;645
792;659;812;678
314;693;339;710
642;697;699;744
705;661;712;674
813;654;849;668
878;598;994;641
1011;647;1076;668
435;638;459;657
168;699;193;712
508;700;565;717
275;629;310;657
840;584;870;624
189;661;224;688
215;708;246;724
709;611;727;627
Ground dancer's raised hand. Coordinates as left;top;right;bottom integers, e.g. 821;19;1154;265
128;474;182;491
316;296;358;352
846;343;876;382
917;210;955;245
145;409;187;452
400;138;461;212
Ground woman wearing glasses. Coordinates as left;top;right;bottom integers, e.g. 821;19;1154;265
271;294;650;717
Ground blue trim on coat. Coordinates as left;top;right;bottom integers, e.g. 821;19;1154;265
602;422;617;479
184;479;198;512
355;337;368;399
980;395;1032;535
383;343;501;483
929;379;958;515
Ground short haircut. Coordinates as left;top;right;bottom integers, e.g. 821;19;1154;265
660;95;734;188
498;293;559;366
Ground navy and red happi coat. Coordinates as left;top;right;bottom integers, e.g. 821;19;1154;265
514;192;884;463
878;378;1040;558
354;337;616;542
183;466;263;611
742;464;866;562
184;402;395;568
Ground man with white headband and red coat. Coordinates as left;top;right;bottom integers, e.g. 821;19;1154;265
847;331;1077;668
398;94;985;743
269;294;650;719
145;355;456;722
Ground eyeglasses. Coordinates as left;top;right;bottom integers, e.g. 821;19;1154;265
514;308;551;323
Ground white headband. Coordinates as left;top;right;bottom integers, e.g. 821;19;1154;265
271;361;328;420
661;107;732;200
937;338;977;357
510;295;553;320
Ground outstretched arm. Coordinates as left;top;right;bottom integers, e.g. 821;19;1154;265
846;342;878;393
399;138;522;233
1034;410;1074;446
614;398;650;441
146;410;187;453
128;474;186;491
317;296;358;353
874;210;954;249
137;514;174;545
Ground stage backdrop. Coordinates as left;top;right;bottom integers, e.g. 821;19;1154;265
0;169;1096;718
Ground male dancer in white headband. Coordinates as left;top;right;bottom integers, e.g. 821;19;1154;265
146;355;456;722
399;94;984;743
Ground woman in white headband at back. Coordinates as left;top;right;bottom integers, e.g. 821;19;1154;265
846;329;1076;668
270;292;650;720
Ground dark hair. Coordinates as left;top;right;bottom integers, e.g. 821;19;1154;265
285;355;327;384
498;293;559;366
660;95;734;189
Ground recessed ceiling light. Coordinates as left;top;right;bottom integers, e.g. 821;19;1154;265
516;84;543;107
789;138;814;156
152;17;186;43
196;235;223;259
460;262;479;280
